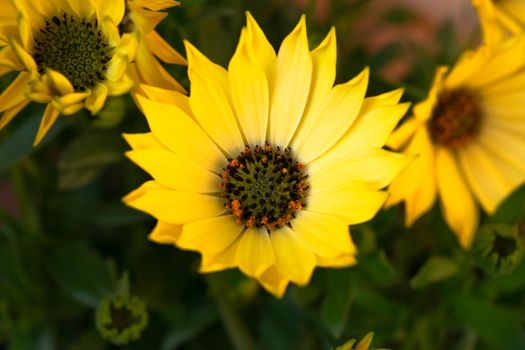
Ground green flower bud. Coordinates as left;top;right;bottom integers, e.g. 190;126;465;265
473;224;524;275
96;294;148;345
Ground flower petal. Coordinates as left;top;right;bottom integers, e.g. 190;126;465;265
33;103;60;146
229;28;269;146
294;68;369;163
126;148;221;193
292;210;355;259
186;41;245;156
236;227;275;278
123;132;164;150
268;15;312;147
123;181;226;225
257;266;289;298
136;95;226;172
199;240;239;273
308;182;388;225
148;221;182;244
436;147;478;248
178;215;243;254
0;71;29;112
271;225;316;285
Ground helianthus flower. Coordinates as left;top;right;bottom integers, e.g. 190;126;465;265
473;0;525;45
120;0;186;92
124;13;410;297
387;35;525;248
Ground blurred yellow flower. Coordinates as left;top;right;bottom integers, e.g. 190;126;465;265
473;0;525;45
122;0;186;92
0;0;185;145
387;35;525;248
123;13;410;297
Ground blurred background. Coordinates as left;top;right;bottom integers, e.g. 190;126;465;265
2;1;525;349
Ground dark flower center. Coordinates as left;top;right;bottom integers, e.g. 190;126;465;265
33;13;113;91
429;88;482;148
221;143;309;232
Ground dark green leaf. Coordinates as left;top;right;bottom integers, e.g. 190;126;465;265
321;269;355;338
410;256;459;289
58;131;126;190
47;242;115;307
451;295;525;349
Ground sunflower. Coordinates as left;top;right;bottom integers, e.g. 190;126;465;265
387;35;525;248
473;0;525;45
120;0;186;92
124;13;410;297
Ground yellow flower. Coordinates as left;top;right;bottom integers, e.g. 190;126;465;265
387;35;525;248
121;0;186;92
473;0;525;45
124;13;410;297
0;0;183;145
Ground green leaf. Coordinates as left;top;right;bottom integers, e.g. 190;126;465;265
321;269;355;338
0;106;68;174
451;295;525;349
410;256;459;289
47;242;115;307
57;130;126;190
490;184;525;224
358;251;397;285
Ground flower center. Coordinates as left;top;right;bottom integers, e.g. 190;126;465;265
33;14;113;91
221;143;309;232
429;88;482;149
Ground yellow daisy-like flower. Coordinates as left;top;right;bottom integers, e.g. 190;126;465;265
121;0;186;92
387;35;525;248
0;0;183;145
473;0;525;45
124;13;410;297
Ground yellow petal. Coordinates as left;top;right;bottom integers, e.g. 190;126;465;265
145;30;186;65
178;215;243;254
292;210;355;259
236;227;275;278
45;70;74;95
317;253;357;268
9;36;37;73
148;221;182;244
0;71;29;112
33;103;59;146
123;181;226;225
68;0;95;18
126;148;221;193
85;84;108;115
386;117;418;150
186;42;245;155
271;225;316;285
245;12;276;88
291;27;337;152
55;91;90;107
123;132;164;150
0;100;29;129
309;149;413;191
436;147;478;248
199;240;239;273
323;102;410;159
387;128;437;226
257;266;289;298
17;14;33;51
136;95;226;172
458;143;510;213
294;68;369;163
268;15;312;147
308;182;388;225
134;84;191;116
228;28;269;146
95;0;125;24
134;43;185;92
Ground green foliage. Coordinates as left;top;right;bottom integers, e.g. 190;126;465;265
1;1;525;349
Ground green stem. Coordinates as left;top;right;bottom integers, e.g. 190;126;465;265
213;292;256;350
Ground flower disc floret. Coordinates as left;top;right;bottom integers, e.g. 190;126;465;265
222;143;308;232
34;14;112;91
